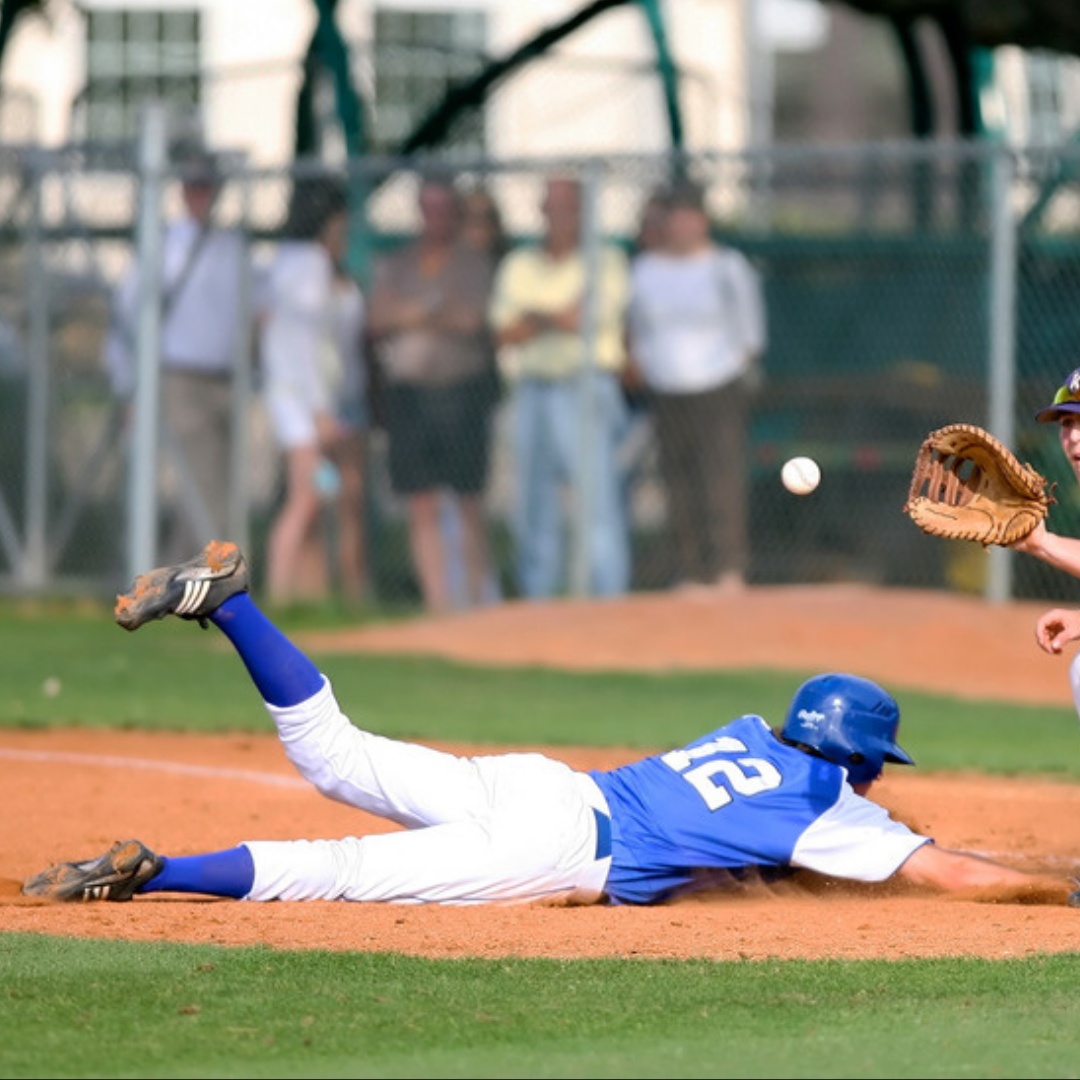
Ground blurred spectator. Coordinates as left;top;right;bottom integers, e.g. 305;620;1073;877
440;182;508;607
461;184;510;262
625;181;766;593
633;187;669;256
367;175;499;612
459;183;508;410
104;141;250;563
617;187;670;514
489;175;631;599
260;174;369;607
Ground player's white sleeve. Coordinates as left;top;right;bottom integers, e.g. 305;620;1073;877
790;783;931;882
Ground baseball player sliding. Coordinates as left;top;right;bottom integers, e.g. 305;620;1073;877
23;541;1077;906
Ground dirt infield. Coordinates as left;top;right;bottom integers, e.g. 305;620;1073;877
4;582;1080;960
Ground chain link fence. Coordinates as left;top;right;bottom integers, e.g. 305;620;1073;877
3;130;1080;610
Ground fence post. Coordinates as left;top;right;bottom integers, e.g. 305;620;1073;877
22;150;49;588
126;102;168;582
227;158;254;552
985;143;1018;604
569;163;603;598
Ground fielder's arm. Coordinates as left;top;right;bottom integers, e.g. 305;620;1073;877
1010;520;1080;576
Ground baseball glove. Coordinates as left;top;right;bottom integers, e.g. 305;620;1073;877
903;422;1054;547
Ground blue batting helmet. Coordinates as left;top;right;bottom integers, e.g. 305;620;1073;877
780;673;914;786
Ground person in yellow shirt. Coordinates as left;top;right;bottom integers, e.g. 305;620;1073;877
489;176;631;597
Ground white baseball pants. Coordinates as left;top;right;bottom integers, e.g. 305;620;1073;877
241;678;613;905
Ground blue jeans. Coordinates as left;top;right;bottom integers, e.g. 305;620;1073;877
511;371;630;598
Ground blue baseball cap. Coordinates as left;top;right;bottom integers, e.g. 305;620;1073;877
1036;366;1080;422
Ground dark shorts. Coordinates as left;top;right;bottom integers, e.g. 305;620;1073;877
382;373;498;495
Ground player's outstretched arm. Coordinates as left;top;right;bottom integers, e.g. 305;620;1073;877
1034;607;1080;655
1011;520;1080;576
895;842;1071;902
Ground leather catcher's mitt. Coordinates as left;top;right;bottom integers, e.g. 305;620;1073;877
903;423;1054;547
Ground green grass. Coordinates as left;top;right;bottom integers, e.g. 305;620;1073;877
4;600;1080;1078
4;937;1080;1079
4;598;1080;773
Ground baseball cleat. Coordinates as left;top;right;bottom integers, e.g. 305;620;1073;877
22;839;162;902
114;539;248;631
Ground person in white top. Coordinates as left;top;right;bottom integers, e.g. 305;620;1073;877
626;182;766;593
259;174;369;606
104;145;251;563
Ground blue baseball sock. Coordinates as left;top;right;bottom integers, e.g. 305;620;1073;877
210;593;324;707
139;846;255;899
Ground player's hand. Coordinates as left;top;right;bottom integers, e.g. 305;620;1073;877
1034;607;1080;655
1008;519;1047;555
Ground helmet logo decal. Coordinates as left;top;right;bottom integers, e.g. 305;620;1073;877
796;708;825;728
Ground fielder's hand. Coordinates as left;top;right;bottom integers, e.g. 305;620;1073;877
1034;607;1080;655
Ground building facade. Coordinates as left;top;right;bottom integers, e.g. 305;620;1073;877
0;0;758;164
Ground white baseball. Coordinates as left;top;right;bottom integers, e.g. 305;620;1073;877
42;676;61;698
781;456;821;496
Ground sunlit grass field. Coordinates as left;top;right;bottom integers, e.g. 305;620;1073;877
3;599;1080;1079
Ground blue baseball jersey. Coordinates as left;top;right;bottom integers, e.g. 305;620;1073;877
590;714;929;905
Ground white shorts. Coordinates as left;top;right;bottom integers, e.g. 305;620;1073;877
242;679;613;905
266;393;369;451
265;391;316;451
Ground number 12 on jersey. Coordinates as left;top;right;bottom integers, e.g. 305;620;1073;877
661;737;782;810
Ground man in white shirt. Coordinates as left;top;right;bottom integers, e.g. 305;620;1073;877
104;144;251;562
